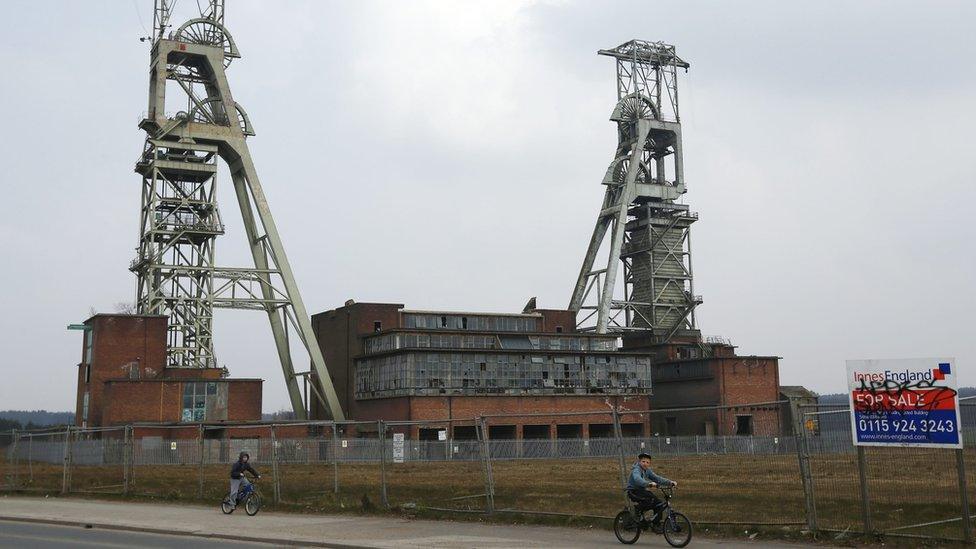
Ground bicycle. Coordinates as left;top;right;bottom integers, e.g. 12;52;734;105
614;485;692;547
221;476;262;516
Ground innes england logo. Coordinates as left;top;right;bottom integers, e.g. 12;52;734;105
933;362;951;381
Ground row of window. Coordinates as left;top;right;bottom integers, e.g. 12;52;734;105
364;332;619;355
402;313;538;332
355;351;652;398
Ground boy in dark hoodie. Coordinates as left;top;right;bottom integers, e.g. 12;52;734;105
228;451;260;508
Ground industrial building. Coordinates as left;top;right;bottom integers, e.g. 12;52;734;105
69;1;794;441
307;302;782;439
310;302;653;439
72;314;263;431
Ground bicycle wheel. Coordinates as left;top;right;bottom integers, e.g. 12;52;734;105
244;493;261;516
613;510;641;544
663;511;692;548
220;498;235;514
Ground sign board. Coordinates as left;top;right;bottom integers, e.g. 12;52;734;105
847;358;961;448
341;440;348;448
392;432;405;463
437;430;447;441
170;441;177;451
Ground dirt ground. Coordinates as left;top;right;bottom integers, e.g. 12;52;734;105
2;450;972;543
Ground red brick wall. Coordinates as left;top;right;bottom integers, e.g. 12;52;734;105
347;395;650;439
717;356;781;435
311;302;403;419
227;380;263;421
78;315;168;427
102;379;263;425
535;310;577;333
160;368;223;380
103;380;182;424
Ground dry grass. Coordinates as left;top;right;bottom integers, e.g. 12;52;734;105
2;449;973;543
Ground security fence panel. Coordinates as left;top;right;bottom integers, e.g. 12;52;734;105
66;427;127;495
803;401;976;542
382;419;490;513
3;430;69;494
645;407;806;527
487;411;623;519
129;426;204;500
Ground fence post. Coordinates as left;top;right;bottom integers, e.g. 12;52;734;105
197;424;205;499
956;448;973;543
129;427;137;485
123;426;132;495
270;424;281;504
61;427;73;494
794;411;818;532
477;417;495;513
855;446;873;534
332;422;339;494
9;430;19;489
611;408;630;503
26;431;33;484
378;420;389;508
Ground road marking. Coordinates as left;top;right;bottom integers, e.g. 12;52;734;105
0;531;138;548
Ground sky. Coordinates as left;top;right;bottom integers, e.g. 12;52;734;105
0;0;973;412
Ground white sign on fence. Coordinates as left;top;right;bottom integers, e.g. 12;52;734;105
392;432;405;463
846;358;961;448
170;441;177;451
437;430;447;441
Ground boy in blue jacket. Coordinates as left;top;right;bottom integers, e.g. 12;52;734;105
627;452;677;531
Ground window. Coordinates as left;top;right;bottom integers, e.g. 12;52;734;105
440;316;447;328
181;382;227;422
84;365;91;384
373;321;382;332
736;415;753;436
82;391;90;421
84;330;93;364
665;417;677;436
555;326;563;333
461;317;468;329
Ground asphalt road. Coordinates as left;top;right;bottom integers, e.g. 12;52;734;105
0;520;284;549
1;497;813;548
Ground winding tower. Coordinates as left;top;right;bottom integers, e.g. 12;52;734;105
569;40;701;343
130;0;344;420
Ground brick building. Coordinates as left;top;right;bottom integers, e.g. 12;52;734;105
72;314;263;431
626;335;782;436
311;302;654;440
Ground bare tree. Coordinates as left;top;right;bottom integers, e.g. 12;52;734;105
114;302;137;315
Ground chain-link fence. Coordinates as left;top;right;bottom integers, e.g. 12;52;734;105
4;398;974;542
797;398;976;542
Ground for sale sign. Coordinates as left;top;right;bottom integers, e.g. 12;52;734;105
847;358;961;448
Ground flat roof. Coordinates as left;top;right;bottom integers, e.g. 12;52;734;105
400;309;544;318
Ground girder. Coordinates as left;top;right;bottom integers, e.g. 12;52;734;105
569;40;701;343
133;1;345;420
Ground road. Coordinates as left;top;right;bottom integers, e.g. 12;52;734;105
0;520;280;549
0;496;813;548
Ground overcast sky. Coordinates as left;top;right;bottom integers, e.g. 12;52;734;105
1;1;973;412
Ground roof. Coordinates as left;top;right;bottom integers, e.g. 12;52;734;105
780;385;818;399
598;40;690;69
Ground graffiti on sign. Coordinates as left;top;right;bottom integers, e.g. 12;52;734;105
846;358;961;448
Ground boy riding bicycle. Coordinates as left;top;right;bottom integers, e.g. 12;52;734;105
627;452;678;532
228;451;261;509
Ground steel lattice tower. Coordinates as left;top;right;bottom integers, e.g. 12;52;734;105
569;40;701;342
131;0;345;420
